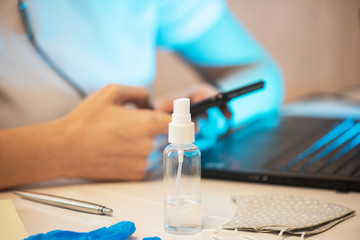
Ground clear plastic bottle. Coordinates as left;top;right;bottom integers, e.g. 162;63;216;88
163;98;201;235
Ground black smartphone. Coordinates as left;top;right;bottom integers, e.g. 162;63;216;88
190;80;265;117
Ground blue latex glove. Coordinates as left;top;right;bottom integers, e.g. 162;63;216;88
25;221;136;240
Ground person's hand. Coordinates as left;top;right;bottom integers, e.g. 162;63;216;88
58;84;172;181
154;83;232;119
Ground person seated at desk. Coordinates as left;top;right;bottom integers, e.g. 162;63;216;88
0;0;283;189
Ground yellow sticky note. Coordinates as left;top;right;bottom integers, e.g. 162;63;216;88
0;199;28;240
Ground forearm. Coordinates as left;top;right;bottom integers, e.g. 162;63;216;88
176;8;284;128
0;120;68;189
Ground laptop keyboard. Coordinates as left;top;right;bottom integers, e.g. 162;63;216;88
269;118;360;178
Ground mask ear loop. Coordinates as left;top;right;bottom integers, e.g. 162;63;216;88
300;232;305;240
212;228;259;240
276;228;286;240
300;232;319;240
278;230;319;240
212;228;227;240
235;228;259;240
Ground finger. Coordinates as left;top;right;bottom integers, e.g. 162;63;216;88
188;83;218;103
154;99;173;113
140;110;172;136
114;86;151;108
194;121;200;133
219;103;232;119
90;84;151;108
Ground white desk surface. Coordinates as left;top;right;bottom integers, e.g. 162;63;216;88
1;94;360;240
0;178;359;240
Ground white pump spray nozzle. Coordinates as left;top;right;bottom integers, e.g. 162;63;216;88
168;98;195;144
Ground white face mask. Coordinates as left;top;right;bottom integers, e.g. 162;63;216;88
223;194;355;236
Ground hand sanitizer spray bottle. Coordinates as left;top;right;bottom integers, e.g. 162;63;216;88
163;98;201;235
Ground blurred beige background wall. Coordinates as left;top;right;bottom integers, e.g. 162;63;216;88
153;0;360;102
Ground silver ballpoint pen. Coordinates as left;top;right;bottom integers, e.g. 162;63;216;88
14;190;113;216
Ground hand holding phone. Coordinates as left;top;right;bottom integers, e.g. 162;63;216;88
190;80;265;117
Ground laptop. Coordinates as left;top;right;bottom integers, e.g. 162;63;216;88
201;115;360;192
